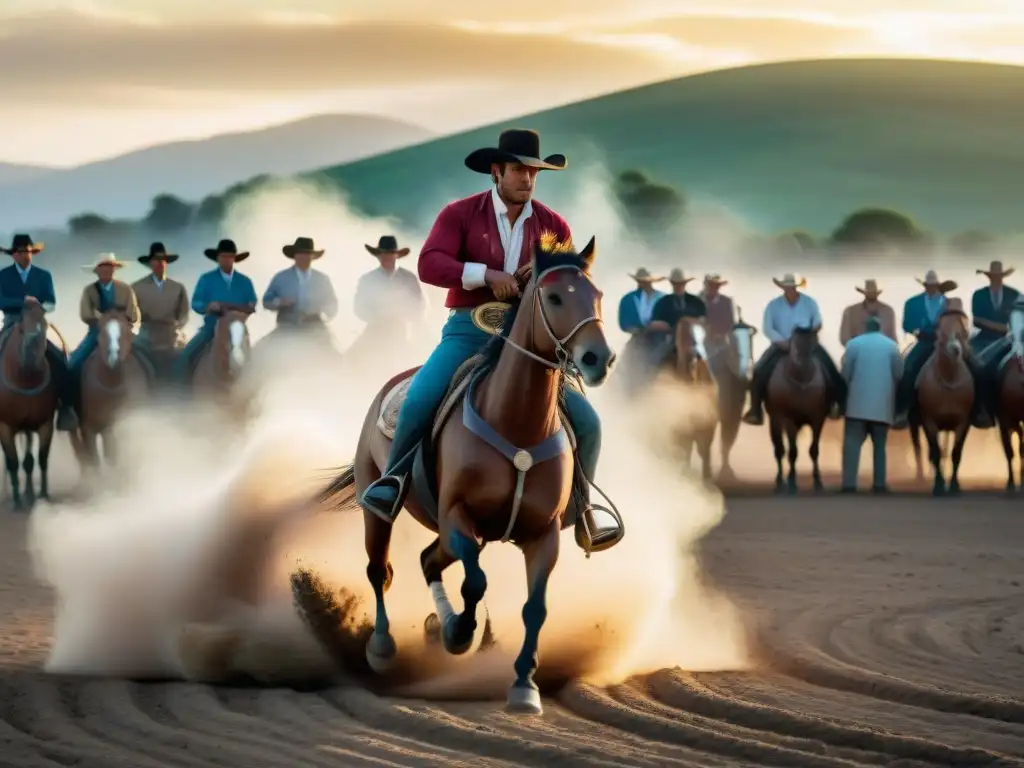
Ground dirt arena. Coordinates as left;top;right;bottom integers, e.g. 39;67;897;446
0;490;1020;768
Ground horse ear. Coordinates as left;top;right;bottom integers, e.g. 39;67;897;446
532;241;551;274
578;236;596;273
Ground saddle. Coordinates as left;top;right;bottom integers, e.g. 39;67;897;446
376;358;579;525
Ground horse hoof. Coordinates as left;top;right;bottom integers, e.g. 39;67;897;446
774;482;786;495
932;486;946;498
424;612;441;643
442;616;474;656
506;683;543;715
365;631;398;674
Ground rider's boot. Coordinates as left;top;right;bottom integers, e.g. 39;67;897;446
570;460;623;555
741;387;765;426
55;367;79;432
361;430;421;523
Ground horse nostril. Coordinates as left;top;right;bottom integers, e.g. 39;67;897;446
581;350;598;367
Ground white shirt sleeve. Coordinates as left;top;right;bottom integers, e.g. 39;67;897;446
763;300;783;343
462;262;488;291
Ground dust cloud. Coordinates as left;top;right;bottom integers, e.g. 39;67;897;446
25;164;1013;696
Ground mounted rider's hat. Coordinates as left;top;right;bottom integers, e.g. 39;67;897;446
916;269;956;293
773;273;806;289
856;279;881;297
628;267;664;283
977;260;1014;279
204;238;249;262
464;129;567;175
668;268;693;285
2;234;43;255
704;273;727;286
139;242;179;265
365;235;410;258
283;236;324;259
81;253;126;272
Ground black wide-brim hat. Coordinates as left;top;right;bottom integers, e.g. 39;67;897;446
2;233;44;255
139;241;179;264
464;129;567;175
204;238;249;262
283;236;324;259
365;235;410;257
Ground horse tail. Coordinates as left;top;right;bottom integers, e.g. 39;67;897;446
316;463;357;510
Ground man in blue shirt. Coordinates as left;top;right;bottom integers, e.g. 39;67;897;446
175;239;258;384
0;234;78;430
894;270;988;428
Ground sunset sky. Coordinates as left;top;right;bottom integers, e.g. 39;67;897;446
3;0;1023;166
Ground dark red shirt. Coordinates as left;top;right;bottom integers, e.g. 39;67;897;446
417;191;572;309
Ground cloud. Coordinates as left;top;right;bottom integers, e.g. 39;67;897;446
0;12;684;105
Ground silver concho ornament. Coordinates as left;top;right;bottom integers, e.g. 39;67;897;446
513;449;534;472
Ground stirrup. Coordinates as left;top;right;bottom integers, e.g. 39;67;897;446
360;474;407;524
574;481;625;559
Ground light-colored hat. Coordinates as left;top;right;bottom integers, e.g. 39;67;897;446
773;273;806;289
81;253;126;272
856;279;882;297
916;269;957;293
704;273;727;286
977;260;1014;278
668;268;693;284
628;267;664;283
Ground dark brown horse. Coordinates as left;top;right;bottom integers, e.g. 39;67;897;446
71;309;151;469
911;310;973;496
300;237;615;715
765;326;829;493
192;309;253;396
996;307;1024;491
0;298;59;508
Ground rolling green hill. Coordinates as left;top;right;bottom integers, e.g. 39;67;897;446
310;58;1024;235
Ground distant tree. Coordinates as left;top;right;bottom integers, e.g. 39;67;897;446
612;169;686;242
948;229;997;254
67;213;112;236
829;207;924;248
782;230;817;252
144;194;194;232
195;194;226;225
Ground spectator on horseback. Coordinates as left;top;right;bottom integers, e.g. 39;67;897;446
646;268;707;364
970;261;1019;421
347;235;425;359
742;273;846;426
699;273;737;341
839;279;897;346
0;234;77;431
894;269;988;428
618;267;666;335
262;237;339;337
357;128;618;555
175;239;257;384
133;243;189;383
68;254;141;416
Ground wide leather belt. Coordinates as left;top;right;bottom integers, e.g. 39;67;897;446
450;301;510;335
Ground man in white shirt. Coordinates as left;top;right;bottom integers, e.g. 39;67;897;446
262;236;339;334
742;273;846;425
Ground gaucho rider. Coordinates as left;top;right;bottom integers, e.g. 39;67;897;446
0;234;78;430
262;236;339;334
358;128;620;554
742;273;846;425
133;242;190;382
971;260;1020;418
894;270;987;428
175;239;258;382
68;254;142;412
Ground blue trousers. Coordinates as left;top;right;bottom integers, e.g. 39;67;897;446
386;311;602;481
174;325;214;382
69;329;100;371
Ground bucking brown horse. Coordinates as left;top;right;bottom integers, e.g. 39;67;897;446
765;326;829;493
994;306;1024;492
910;310;973;496
71;309;151;469
192;309;253;397
297;237;616;716
0;299;59;508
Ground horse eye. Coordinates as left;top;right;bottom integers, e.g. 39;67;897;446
548;293;563;307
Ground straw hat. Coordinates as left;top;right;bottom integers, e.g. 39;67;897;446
772;273;806;289
856;279;882;297
667;268;693;284
81;253;126;272
704;273;728;286
977;260;1014;278
916;269;957;293
628;267;664;283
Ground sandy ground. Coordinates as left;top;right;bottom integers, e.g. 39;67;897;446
0;492;1020;768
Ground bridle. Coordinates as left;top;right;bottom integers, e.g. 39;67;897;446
497;264;602;372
